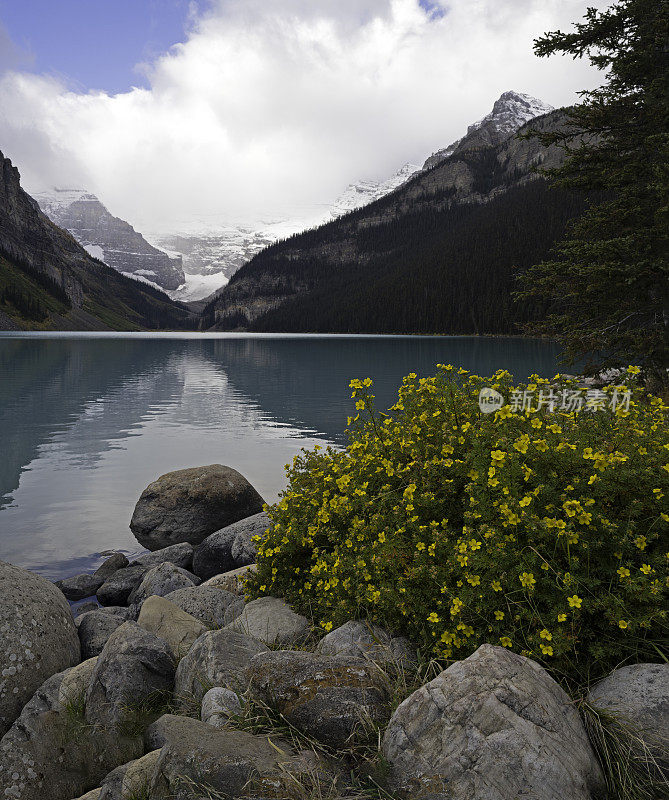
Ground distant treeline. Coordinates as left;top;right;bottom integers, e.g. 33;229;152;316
207;178;598;335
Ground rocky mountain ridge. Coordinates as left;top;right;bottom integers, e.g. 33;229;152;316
154;90;555;301
331;91;554;216
34;188;185;291
204;106;571;331
0;150;193;331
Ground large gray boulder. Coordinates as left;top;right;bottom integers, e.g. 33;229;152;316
0;669;141;800
174;629;268;706
0;560;80;737
225;596;310;647
382;643;605;800
127;561;200;607
55;573;104;601
130;542;194;571
192;511;270;579
145;714;308;800
129;464;265;551
247;651;390;748
96;564;149;606
137;595;206;659
165;585;245;628
316;620;416;668
77;611;126;659
85;621;175;730
588;662;668;775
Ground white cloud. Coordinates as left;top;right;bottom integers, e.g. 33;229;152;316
0;0;606;233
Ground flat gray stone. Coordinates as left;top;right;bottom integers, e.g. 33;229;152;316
225;596;310;646
247;650;389;748
166;585;245;628
145;714;304;800
55;573;105;601
0;560;80;738
137;595;206;659
130;542;194;571
382;643;604;800
174;629;269;706
130;464;265;551
201;564;256;594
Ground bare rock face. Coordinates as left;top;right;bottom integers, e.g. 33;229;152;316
129;465;265;551
316;620;416;669
192;511;271;579
247;651;390;748
145;714;313;800
0;560;80;737
85;621;175;729
174;629;268;706
382;644;604;800
165;585;245;628
34;188;185;291
0;669;141;800
127;562;200;607
588;663;669;777
137;595;206;659
225;597;310;647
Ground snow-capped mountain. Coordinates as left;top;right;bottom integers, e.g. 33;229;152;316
31;91;554;303
330;91;553;217
33;188;185;291
422;91;554;170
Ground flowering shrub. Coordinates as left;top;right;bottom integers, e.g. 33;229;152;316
247;366;668;685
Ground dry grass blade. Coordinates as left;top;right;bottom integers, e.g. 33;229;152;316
580;700;669;800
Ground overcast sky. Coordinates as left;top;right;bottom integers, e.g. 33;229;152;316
0;0;606;233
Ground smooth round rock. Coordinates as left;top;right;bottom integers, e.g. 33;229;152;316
129;464;265;551
0;560;80;737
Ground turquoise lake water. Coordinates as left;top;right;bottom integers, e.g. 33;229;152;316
0;333;561;578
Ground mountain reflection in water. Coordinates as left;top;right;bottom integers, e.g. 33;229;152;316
0;333;560;578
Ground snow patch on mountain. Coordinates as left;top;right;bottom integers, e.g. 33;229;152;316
331;162;422;218
33;187;185;291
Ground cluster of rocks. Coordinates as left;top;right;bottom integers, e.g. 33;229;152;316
0;464;666;800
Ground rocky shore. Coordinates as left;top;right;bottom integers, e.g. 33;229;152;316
0;464;666;800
